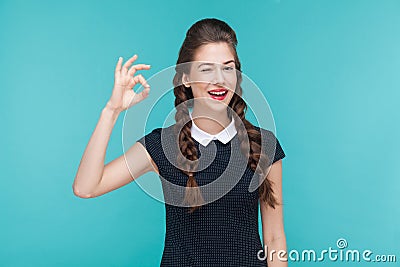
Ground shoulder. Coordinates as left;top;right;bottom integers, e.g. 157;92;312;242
253;125;278;143
139;124;175;139
136;124;176;149
135;124;177;168
253;126;286;164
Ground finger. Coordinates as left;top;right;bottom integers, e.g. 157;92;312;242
114;57;123;76
129;74;151;89
131;86;150;105
122;54;138;73
128;64;151;76
135;87;150;102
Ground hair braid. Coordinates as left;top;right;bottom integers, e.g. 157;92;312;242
231;93;279;208
173;76;205;213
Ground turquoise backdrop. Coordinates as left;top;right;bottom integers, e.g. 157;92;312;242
1;0;399;266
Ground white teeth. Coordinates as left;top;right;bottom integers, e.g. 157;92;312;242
209;91;227;95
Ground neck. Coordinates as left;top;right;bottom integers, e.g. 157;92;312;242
191;106;231;135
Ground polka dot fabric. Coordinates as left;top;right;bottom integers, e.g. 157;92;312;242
136;124;286;266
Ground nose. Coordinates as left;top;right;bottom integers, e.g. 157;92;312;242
212;66;225;85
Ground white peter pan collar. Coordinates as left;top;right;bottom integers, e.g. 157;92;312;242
189;111;237;146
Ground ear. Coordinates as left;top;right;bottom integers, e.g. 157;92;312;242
182;73;191;88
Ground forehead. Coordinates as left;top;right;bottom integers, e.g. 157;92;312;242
193;42;235;64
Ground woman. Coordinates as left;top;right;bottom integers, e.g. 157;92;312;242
73;18;287;267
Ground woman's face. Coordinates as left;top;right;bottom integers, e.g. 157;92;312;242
182;42;237;113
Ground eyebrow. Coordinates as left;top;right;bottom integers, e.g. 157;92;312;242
197;60;235;68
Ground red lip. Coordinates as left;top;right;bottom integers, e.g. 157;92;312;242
207;88;228;100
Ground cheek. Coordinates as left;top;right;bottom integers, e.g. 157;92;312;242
224;75;237;91
190;83;208;98
230;77;238;88
191;82;209;93
228;91;235;101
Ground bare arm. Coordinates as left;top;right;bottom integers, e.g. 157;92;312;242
260;160;288;267
72;54;155;198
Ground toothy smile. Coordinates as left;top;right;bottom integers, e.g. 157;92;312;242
207;89;228;96
207;88;228;100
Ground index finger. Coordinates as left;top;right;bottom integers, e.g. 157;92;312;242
122;54;138;71
128;64;151;76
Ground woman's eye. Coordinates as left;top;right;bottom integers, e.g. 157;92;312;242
224;66;234;71
200;68;212;72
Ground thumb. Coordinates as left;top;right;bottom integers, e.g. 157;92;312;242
134;87;150;103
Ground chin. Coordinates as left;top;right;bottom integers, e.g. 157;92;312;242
193;93;232;112
204;99;230;111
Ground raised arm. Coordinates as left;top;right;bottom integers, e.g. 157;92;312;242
72;55;156;198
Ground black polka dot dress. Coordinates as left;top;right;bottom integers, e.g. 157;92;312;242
137;124;286;267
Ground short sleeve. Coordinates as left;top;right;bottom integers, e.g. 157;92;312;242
258;127;286;165
136;127;164;168
273;136;286;164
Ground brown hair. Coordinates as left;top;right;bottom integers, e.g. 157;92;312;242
173;18;279;213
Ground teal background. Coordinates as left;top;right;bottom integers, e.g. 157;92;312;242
1;0;399;266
